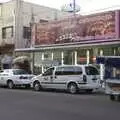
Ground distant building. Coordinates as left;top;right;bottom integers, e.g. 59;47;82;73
0;0;71;69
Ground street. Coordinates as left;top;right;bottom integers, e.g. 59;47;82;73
0;88;119;120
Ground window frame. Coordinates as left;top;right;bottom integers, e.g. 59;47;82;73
85;66;99;75
43;67;54;76
23;26;31;39
2;26;13;39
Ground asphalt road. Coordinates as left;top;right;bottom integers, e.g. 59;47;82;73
0;88;120;120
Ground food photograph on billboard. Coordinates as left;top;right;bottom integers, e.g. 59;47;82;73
32;10;119;46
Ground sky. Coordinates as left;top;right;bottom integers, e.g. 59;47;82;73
1;0;120;14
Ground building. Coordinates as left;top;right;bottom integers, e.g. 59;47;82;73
0;0;71;69
15;10;120;75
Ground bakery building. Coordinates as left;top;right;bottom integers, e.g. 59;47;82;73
15;10;120;74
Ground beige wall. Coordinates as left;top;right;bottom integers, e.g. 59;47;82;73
0;1;15;45
0;0;71;48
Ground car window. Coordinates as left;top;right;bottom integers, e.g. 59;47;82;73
74;67;82;75
43;67;54;76
55;66;82;75
85;66;99;75
55;67;73;75
13;69;29;75
0;74;9;76
3;70;10;73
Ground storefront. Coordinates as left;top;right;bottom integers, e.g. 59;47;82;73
15;42;120;74
15;10;120;74
0;44;14;70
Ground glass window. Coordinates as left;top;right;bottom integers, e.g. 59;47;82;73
34;52;42;74
74;67;82;75
55;66;82;75
77;49;87;64
23;26;31;39
105;67;120;79
98;47;115;56
2;26;13;39
64;51;74;65
63;67;75;75
55;67;64;75
53;51;61;65
43;67;54;76
85;66;99;75
13;69;29;75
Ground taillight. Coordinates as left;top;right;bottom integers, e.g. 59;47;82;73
83;75;87;83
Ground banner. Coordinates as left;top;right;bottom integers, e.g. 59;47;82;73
33;10;118;46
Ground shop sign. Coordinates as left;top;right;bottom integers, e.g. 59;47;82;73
33;10;119;46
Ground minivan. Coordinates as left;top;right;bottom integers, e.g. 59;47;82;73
31;65;100;94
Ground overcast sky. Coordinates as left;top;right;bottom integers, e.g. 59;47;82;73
1;0;120;14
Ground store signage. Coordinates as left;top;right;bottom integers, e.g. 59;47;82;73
32;10;119;46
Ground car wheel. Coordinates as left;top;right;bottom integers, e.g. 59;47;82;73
110;95;115;101
33;82;41;91
7;81;14;89
68;83;78;94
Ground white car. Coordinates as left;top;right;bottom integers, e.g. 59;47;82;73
31;65;100;94
0;69;35;89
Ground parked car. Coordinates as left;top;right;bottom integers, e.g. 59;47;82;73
31;65;100;94
0;69;35;89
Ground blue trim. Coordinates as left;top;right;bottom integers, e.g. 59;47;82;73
96;56;120;67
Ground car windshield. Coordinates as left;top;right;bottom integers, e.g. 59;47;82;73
13;69;29;75
85;66;99;75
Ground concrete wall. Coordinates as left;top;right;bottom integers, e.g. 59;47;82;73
0;0;71;48
0;1;15;45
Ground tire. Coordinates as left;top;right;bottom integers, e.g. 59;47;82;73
33;81;41;91
7;81;14;89
110;95;115;101
67;83;78;94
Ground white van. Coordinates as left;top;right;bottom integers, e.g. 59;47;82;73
31;65;100;94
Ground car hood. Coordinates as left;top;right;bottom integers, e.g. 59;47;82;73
31;74;42;80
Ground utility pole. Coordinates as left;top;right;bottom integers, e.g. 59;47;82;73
73;0;76;16
14;0;22;49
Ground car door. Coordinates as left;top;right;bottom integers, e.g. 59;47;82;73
85;66;100;86
41;67;54;88
53;66;76;89
0;70;10;85
53;66;83;90
12;69;32;85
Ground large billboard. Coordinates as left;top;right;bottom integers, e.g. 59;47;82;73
32;10;119;46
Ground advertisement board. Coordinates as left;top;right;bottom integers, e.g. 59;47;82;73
32;10;119;46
